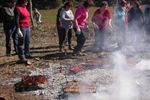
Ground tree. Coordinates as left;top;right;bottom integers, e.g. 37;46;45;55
29;0;35;28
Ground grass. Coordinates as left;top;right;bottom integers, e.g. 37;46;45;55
39;6;114;27
39;7;98;26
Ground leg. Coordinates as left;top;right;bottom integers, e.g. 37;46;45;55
18;28;25;60
59;28;66;52
24;27;31;57
68;29;73;50
12;26;18;54
4;26;11;55
98;29;104;50
74;29;86;53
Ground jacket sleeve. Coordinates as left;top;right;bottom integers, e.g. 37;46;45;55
14;7;20;28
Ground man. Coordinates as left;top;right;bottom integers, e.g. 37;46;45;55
1;0;18;56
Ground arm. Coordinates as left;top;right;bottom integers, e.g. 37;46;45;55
14;7;20;29
14;7;23;37
74;7;82;29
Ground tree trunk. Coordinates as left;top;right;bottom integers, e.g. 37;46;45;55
29;0;35;28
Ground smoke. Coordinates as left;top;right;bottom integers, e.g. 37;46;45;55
110;51;139;100
67;51;141;100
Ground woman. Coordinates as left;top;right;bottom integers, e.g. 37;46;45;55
92;1;112;52
59;1;74;52
1;0;18;56
128;1;144;44
73;1;91;55
15;0;31;63
114;0;128;46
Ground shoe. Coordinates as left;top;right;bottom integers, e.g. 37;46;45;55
6;51;11;56
73;51;86;56
60;48;64;52
6;53;11;56
25;55;33;59
68;45;74;50
18;58;27;64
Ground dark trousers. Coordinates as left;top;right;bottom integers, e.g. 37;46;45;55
73;28;86;53
59;27;72;48
4;25;18;54
18;27;30;59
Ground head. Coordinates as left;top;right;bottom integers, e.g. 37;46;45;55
17;0;28;5
119;0;127;7
83;0;94;8
64;1;72;11
131;1;140;8
100;1;108;10
5;0;16;7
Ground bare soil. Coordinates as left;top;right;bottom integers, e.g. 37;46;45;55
0;23;99;100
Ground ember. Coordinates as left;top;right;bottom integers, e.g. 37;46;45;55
64;80;96;93
21;75;48;86
69;65;83;73
15;75;48;92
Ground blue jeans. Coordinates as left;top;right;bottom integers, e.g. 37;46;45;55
18;27;30;59
4;25;18;54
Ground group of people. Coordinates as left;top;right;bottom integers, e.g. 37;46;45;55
56;0;93;55
1;0;31;63
57;0;150;55
1;0;150;64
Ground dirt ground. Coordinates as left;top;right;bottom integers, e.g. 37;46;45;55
0;23;99;100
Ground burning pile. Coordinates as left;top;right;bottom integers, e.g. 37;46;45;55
15;75;48;92
64;80;96;93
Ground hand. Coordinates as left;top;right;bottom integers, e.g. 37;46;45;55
17;28;23;38
76;28;81;35
93;23;99;29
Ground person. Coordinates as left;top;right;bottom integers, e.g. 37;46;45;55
128;1;144;44
56;4;63;52
92;1;112;52
73;1;92;55
144;1;150;42
33;8;42;23
59;1;74;52
1;0;18;56
15;0;31;63
114;0;127;46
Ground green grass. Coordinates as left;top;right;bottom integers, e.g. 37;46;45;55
39;7;113;26
40;9;58;25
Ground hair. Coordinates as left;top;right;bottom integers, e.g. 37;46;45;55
131;1;140;8
17;0;28;4
83;1;90;8
64;1;72;8
6;0;15;3
119;0;127;7
99;1;108;7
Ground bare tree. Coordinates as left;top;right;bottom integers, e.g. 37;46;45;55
29;0;35;28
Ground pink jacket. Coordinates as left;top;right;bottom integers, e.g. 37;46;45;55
74;5;88;28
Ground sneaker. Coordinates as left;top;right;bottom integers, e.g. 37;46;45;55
18;58;27;64
60;48;64;52
25;55;33;59
68;45;74;50
6;53;11;56
73;51;86;56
